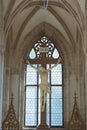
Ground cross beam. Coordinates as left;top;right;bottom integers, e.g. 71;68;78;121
25;43;62;65
26;58;61;65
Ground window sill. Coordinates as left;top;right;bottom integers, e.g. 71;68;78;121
23;128;65;130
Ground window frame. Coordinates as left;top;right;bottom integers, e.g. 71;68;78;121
24;36;64;129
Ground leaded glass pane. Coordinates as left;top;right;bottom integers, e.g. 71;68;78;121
51;72;62;84
26;86;37;98
26;65;37;84
51;87;62;99
51;64;62;84
53;48;59;58
29;48;36;59
46;94;50;126
51;113;63;126
47;114;50;126
38;88;41;124
25;113;37;126
51;64;62;72
51;99;62;113
51;86;63;126
26;99;37;113
47;64;51;83
25;87;37;126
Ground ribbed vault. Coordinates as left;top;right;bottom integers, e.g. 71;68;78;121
4;0;84;54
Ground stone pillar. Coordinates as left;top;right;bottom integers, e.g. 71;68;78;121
18;60;25;129
10;69;20;118
0;0;5;128
0;49;4;129
84;56;87;128
2;28;13;122
2;64;10;121
82;54;87;130
19;72;24;129
83;1;87;128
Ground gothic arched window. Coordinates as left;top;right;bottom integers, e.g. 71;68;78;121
24;36;64;128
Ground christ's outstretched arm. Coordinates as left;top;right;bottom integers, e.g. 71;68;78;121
26;60;38;71
47;57;62;72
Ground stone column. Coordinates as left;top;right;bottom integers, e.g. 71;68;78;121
84;55;87;128
10;68;20;118
0;0;5;128
2;62;10;121
0;48;4;129
18;60;25;129
83;1;87;128
83;55;87;129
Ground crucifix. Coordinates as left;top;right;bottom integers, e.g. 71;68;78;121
26;42;61;128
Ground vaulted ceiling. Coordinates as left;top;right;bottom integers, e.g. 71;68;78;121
2;0;85;58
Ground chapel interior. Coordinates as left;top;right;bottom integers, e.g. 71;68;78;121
0;0;87;130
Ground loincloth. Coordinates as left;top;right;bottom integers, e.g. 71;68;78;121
39;83;51;93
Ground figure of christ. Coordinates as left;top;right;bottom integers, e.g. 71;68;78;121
26;57;61;112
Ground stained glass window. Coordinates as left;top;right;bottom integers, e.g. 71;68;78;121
25;87;37;126
24;36;64;128
25;65;40;127
46;64;63;127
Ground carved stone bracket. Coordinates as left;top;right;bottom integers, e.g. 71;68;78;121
68;92;86;130
2;94;19;130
